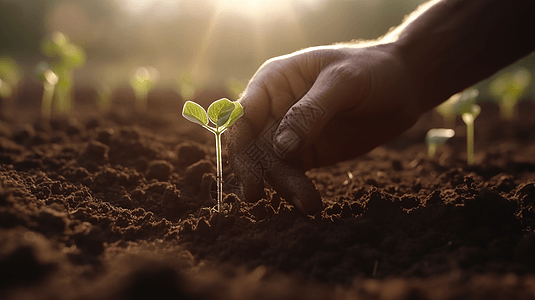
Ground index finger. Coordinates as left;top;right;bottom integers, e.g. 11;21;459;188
238;56;314;135
227;103;324;215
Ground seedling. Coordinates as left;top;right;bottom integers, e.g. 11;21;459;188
97;68;123;113
435;93;461;128
176;71;196;101
425;128;455;158
41;31;86;114
35;62;59;122
0;56;23;117
0;56;23;99
453;88;480;165
225;77;247;100
130;66;159;113
182;98;244;212
489;68;532;121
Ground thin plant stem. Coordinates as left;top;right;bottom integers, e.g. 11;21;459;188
428;144;437;158
214;131;223;212
462;113;475;166
42;82;55;122
182;99;243;212
134;90;148;114
499;94;516;121
466;120;474;165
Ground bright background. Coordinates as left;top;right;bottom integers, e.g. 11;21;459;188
1;0;534;100
0;0;428;93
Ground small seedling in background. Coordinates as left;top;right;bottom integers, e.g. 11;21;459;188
41;31;86;114
130;66;159;114
435;93;461;128
225;77;247;100
453;88;480;165
461;105;480;166
182;98;243;212
489;68;532;121
425;128;455;158
35;62;59;122
0;56;23;99
0;56;23;117
97;83;112;113
176;71;196;102
97;67;124;113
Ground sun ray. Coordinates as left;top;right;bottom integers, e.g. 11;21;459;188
190;11;221;82
250;0;310;66
123;0;323;86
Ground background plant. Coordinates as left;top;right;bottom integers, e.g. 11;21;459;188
0;56;23;118
41;31;86;115
489;68;531;121
225;77;247;101
182;98;243;212
425;128;455;158
35;62;59;122
130;66;159;114
435;93;461;129
176;71;196;102
453;88;480;166
0;56;23;100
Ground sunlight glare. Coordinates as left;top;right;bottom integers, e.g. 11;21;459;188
215;0;294;19
116;0;180;17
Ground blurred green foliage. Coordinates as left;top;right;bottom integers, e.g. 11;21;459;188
0;0;429;88
0;0;533;103
225;77;247;101
34;61;59;121
425;128;455;158
129;66;159;113
176;71;196;102
489;68;532;120
41;31;86;114
0;56;23;98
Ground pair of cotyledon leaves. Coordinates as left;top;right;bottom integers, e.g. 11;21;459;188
452;88;481;117
182;98;243;133
426;128;455;146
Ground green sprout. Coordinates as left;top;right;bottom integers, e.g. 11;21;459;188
435;92;461;128
489;68;532;121
176;71;196;102
35;62;59;122
182;98;243;212
41;31;86;114
225;77;247;100
97;66;124;113
453;88;480;165
425;128;455;158
0;56;23;99
130;66;159;114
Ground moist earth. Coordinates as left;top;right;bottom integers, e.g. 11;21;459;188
1;93;535;300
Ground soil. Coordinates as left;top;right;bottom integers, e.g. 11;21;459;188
1;89;535;300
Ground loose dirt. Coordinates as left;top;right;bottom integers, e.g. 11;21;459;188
1;94;535;300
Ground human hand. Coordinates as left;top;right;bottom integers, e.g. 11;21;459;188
227;43;421;215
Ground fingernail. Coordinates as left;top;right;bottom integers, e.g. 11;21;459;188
291;196;306;213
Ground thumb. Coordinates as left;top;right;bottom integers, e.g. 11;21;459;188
273;80;340;160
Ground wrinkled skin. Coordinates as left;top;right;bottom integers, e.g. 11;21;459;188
227;43;421;215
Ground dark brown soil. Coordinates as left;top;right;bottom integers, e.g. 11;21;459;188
1;92;535;300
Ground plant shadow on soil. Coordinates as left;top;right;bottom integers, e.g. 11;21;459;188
1;93;535;300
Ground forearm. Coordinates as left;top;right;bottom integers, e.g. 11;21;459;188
385;0;535;113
